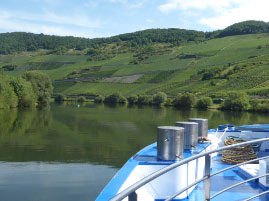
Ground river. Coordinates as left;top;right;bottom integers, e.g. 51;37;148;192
0;103;268;201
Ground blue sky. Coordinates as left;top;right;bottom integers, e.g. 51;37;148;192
0;0;268;38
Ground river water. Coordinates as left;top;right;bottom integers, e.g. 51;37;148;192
0;103;268;201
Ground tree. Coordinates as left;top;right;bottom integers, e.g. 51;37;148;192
94;95;104;103
10;77;37;107
249;99;259;110
78;96;87;102
0;74;18;108
173;92;196;108
104;92;126;104
137;95;153;105
22;71;53;107
51;46;68;55
54;94;66;102
196;97;213;109
153;92;167;105
118;96;127;104
217;20;269;38
127;95;138;105
86;48;99;56
222;92;249;111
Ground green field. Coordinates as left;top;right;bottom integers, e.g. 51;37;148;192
1;33;269;97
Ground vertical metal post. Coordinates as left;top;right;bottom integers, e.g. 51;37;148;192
204;154;211;201
128;191;137;201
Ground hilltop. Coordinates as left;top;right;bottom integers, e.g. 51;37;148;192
1;20;269;99
1;20;268;54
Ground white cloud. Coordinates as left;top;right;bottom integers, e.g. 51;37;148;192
145;19;153;23
0;9;101;38
107;0;147;8
128;2;145;8
200;0;269;29
107;0;127;3
0;7;102;29
0;10;12;19
0;19;95;38
159;0;245;13
43;11;101;29
158;0;269;29
84;1;98;8
30;0;62;6
39;26;95;38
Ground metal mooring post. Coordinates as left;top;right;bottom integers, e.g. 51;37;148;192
204;154;211;201
128;191;137;201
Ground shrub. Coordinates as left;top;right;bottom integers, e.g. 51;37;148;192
165;98;174;106
153;92;167;105
257;45;263;49
173;94;181;106
0;75;18;108
22;71;53;107
210;80;217;86
54;94;66;102
94;95;104;103
196;97;213;109
137;95;153;105
118;96;127;104
78;96;87;102
173;92;196;108
255;103;269;113
221;92;249;111
249;99;259;110
10;78;37;107
127;95;138;105
104;93;125;104
86;48;99;56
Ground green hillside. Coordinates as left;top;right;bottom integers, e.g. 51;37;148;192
1;21;269;98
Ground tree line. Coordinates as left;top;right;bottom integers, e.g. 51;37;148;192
0;21;268;54
0;71;53;109
77;91;268;113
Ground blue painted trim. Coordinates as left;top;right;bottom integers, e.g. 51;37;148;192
95;158;139;201
96;143;159;201
258;181;269;190
237;168;259;182
211;124;269;132
138;161;176;165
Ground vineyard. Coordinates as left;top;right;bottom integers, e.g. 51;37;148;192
1;32;269;98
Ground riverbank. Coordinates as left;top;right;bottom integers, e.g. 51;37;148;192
53;92;269;113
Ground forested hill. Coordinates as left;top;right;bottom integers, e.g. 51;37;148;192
0;29;205;54
217;20;269;37
0;32;104;54
0;20;268;54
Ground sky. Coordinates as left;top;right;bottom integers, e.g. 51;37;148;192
0;0;269;39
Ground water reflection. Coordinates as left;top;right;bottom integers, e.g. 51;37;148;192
1;104;269;166
0;107;51;135
0;108;52;161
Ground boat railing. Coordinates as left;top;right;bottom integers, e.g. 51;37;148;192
109;138;269;201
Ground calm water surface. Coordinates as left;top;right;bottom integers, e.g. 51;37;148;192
0;103;269;201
